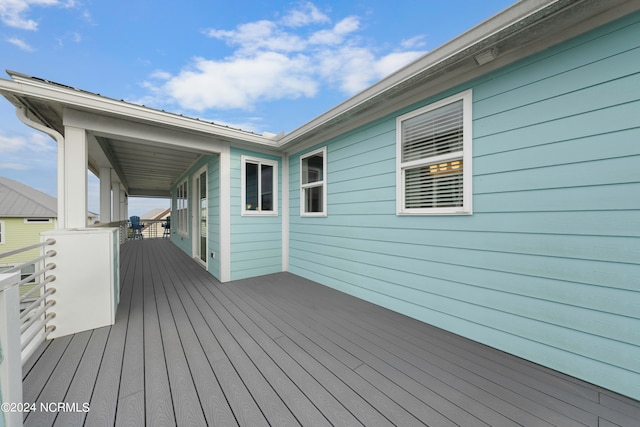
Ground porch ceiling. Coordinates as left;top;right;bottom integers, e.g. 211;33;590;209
92;135;202;198
4;92;216;198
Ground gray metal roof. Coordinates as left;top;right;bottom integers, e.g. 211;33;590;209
0;176;56;218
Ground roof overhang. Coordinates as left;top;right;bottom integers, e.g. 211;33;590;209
1;0;638;196
0;72;279;197
276;0;640;151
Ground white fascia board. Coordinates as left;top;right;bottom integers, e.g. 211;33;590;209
276;0;562;150
0;75;276;147
64;108;223;155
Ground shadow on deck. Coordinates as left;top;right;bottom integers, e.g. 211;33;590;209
22;239;640;426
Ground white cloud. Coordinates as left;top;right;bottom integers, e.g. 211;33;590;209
0;132;28;152
143;2;426;115
0;131;55;153
29;132;56;152
308;16;359;45
0;0;68;30
205;20;306;54
6;36;33;50
401;35;427;49
157;52;317;111
375;50;426;78
281;2;330;27
0;162;30;170
0;131;55;173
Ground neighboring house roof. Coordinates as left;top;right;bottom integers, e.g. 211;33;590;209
141;208;170;220
0;176;56;218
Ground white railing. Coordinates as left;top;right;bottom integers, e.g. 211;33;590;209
136;219;171;239
91;220;129;244
0;238;57;427
0;239;57;363
91;219;170;242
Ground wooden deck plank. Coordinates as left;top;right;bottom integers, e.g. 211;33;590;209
115;243;146;427
225;279;426;426
141;244;176;427
22;338;50;375
338;298;599;426
152;266;208;426
274;277;586;426
149;243;226;427
52;327;110;427
364;291;601;404
21;239;640;427
259;274;586;426
210;281;367;427
23;331;91;427
22;335;72;405
82;242;135;427
165;248;317;426
159;244;269;426
237;276;470;427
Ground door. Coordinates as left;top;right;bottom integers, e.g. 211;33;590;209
194;168;207;266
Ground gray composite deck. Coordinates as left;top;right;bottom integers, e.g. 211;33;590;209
22;239;640;426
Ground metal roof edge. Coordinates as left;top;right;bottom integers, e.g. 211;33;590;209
275;0;564;149
1;70;278;147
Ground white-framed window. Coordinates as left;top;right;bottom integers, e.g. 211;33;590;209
396;90;472;215
241;156;278;216
300;147;327;217
176;180;188;235
0;220;4;244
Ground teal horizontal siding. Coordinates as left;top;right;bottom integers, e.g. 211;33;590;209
288;11;640;400
295;211;639;236
229;147;283;280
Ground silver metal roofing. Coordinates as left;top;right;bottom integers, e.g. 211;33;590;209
0;176;56;218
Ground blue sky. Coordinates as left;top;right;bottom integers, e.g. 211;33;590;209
0;0;514;216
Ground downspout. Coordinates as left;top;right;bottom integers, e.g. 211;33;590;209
15;105;66;229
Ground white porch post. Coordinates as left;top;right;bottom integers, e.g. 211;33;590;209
62;126;88;228
112;183;122;222
99;167;112;224
121;188;128;222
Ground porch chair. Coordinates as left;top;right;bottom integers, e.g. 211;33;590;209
162;216;171;238
130;216;144;240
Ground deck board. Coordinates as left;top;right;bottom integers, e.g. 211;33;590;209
22;239;640;426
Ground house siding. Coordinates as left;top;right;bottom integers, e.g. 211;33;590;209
230;147;283;280
170;156;221;279
287;11;640;400
0;217;55;266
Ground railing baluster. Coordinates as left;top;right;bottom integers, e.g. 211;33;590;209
0;238;58;426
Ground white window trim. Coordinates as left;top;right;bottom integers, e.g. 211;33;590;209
24;218;52;224
396;90;473;216
300;146;327;217
241;156;279;216
0;220;4;244
176;179;189;236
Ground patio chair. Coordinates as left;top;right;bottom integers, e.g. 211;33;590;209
130;216;144;240
162;216;171;238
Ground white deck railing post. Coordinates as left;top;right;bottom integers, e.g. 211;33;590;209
0;272;22;427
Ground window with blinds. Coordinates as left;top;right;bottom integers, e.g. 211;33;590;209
397;90;472;215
